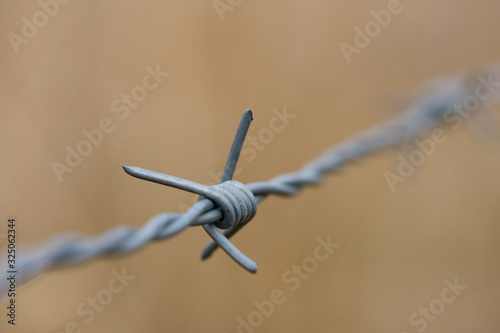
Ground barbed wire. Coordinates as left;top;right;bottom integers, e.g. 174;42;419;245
2;65;499;296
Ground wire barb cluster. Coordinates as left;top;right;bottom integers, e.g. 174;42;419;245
2;67;497;297
123;109;259;272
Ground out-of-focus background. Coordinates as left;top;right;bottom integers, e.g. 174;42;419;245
1;1;500;332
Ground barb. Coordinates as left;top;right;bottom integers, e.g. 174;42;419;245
123;109;258;272
2;65;499;296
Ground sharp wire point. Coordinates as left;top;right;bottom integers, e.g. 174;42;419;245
221;109;253;182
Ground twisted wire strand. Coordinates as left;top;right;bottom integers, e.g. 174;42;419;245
1;67;496;296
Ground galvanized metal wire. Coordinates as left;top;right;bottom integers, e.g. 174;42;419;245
1;67;498;296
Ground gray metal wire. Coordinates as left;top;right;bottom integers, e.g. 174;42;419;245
0;68;492;296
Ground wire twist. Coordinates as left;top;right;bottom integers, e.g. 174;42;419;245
205;180;257;228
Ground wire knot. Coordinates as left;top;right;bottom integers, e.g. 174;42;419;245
202;180;257;229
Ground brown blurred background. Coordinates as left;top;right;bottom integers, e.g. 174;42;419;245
1;1;500;332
